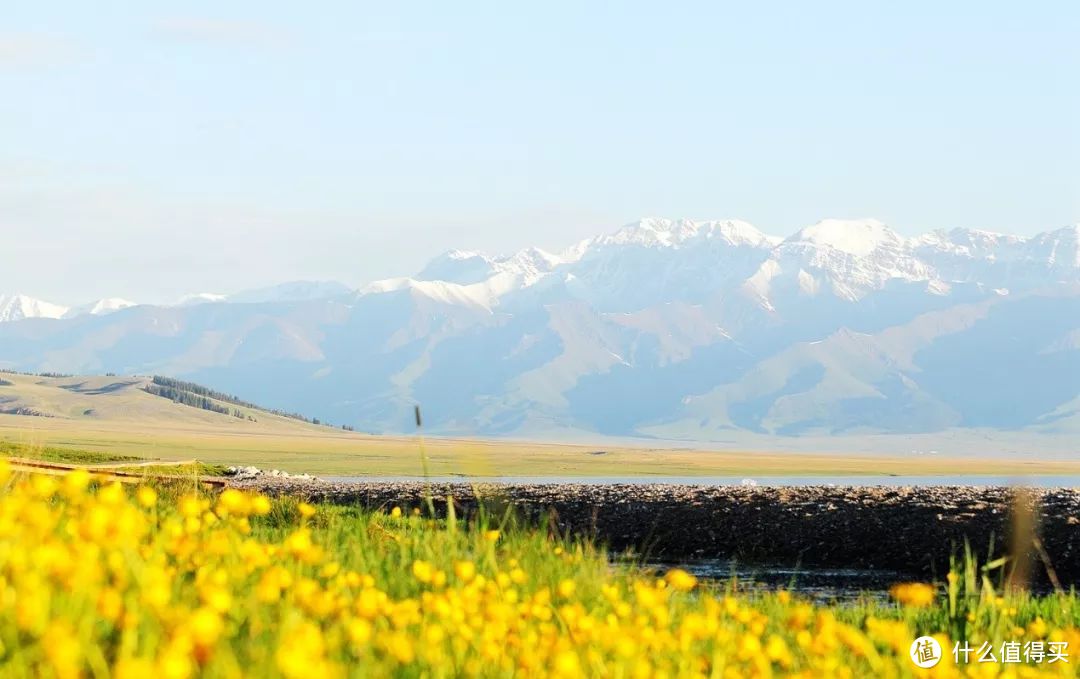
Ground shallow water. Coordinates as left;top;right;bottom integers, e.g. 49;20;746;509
638;558;898;602
323;474;1080;487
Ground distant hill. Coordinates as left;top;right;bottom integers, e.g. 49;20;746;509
0;217;1077;444
0;372;349;432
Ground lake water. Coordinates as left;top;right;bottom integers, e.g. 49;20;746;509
641;558;898;602
324;474;1080;487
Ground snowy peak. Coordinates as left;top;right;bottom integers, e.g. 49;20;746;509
1;294;137;323
498;247;565;281
944;228;1024;252
63;298;136;318
786;218;903;256
1027;224;1080;269
594;218;778;249
4;218;1078;328
761;219;938;302
415;246;565;289
358;277;494;311
0;293;69;323
396;217;1080;312
911;228;1027;260
911;224;1079;277
415;250;497;285
700;219;782;248
175;292;228;306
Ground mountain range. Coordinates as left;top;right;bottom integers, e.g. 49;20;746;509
2;217;1078;445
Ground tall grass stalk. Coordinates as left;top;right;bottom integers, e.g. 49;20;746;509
414;405;436;517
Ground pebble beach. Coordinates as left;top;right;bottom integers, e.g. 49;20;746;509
230;474;1080;582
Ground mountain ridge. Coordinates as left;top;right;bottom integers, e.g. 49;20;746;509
6;218;1078;318
2;216;1077;444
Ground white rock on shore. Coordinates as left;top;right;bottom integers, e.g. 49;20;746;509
224;465;320;482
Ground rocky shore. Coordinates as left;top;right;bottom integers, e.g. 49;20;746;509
231;477;1080;583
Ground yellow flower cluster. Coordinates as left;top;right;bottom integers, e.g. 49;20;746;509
0;460;1077;678
890;582;937;608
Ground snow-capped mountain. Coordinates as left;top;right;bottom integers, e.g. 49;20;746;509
0;294;69;323
1;218;1077;444
789;218;902;256
63;298;136;318
589;217;780;250
0;280;355;324
396;218;1079;311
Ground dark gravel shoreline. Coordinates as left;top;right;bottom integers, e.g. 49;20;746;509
233;479;1080;583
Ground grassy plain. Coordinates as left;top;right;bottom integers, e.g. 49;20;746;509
4;416;1080;478
2;371;1079;478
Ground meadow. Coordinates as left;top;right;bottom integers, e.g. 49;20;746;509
3;419;1076;480
1;459;1078;678
4;372;1078;479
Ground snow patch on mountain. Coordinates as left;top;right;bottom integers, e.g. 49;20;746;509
743;259;783;307
769;220;936;301
1027;224;1080;271
415;250;498;285
64;298;136;318
787;218;901;257
176;292;228;306
415;246;566;292
360;277;495;311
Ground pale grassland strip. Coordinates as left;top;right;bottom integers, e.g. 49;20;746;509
4;457;226;487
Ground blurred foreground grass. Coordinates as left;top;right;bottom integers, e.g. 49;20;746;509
1;460;1078;677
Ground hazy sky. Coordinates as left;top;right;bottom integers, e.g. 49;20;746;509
3;1;1078;304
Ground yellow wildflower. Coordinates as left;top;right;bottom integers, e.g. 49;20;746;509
136;485;158;508
412;559;435;583
888;582;936;608
665;568;698;592
454;560;477;582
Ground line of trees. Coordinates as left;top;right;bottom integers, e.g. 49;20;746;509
142;383;241;418
148;376;337;427
0;370;73;379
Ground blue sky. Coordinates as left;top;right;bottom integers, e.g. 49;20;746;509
2;1;1077;303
